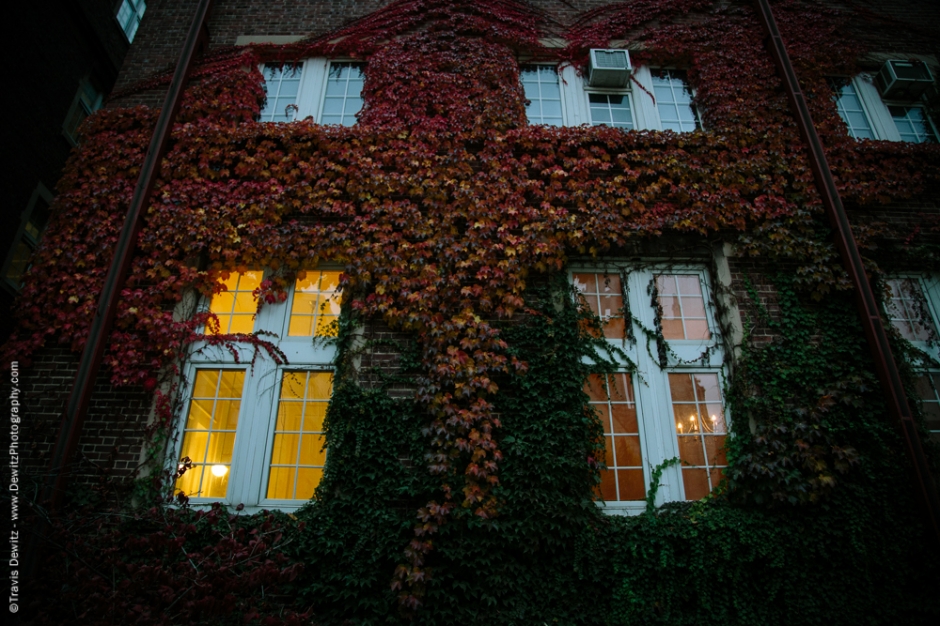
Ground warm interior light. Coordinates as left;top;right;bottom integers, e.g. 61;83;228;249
211;464;228;477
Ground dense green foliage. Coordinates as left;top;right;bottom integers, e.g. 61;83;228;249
28;275;940;625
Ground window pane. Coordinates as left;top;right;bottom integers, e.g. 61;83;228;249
586;372;645;502
886;278;935;341
588;93;634;129
206;271;260;334
915;373;940;445
655;274;710;340
267;371;333;500
288;270;342;337
176;368;245;499
890;106;937;143
832;80;874;140
320;62;365;126
651;70;700;132
521;65;564;126
669;373;726;499
574;272;625;338
259;64;303;123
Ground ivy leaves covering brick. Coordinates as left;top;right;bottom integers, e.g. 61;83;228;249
9;0;940;622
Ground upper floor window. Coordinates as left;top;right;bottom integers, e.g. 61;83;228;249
321;63;365;126
116;0;146;43
175;269;342;510
259;65;303;123
831;73;938;143
573;266;727;512
258;60;365;126
588;93;635;129
832;79;875;140
521;65;564;126
888;106;938;143
521;63;699;133
651;70;701;132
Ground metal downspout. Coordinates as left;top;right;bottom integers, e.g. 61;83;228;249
41;0;215;510
754;0;940;544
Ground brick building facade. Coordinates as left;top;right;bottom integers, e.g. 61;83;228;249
7;1;940;623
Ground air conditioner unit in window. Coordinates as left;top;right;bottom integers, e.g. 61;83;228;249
875;60;935;100
588;49;632;88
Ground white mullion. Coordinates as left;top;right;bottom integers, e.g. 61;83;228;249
297;59;327;120
627;269;679;505
853;75;899;141
631;66;658;131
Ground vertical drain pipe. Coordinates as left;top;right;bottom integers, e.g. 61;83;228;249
754;0;940;544
42;0;215;510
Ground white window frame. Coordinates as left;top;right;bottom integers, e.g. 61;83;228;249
116;0;146;43
258;59;365;125
572;264;728;515
172;270;341;512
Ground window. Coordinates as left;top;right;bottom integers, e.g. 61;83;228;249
175;269;342;509
888;106;938;143
2;183;52;294
258;65;303;123
588;93;635;129
573;267;727;512
651;70;701;132
885;276;940;444
116;0;146;43
521;65;564;126
832;79;876;140
62;78;103;145
830;73;939;143
320;62;365;126
521;64;697;132
258;60;365;125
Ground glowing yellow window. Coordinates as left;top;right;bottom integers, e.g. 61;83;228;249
573;272;625;339
655;274;710;340
205;271;262;334
266;370;332;500
288;270;342;337
176;369;245;498
585;372;645;501
670;372;726;499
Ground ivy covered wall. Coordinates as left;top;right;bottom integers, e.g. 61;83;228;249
7;0;940;623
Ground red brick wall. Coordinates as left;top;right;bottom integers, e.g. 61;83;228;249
17;346;151;494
